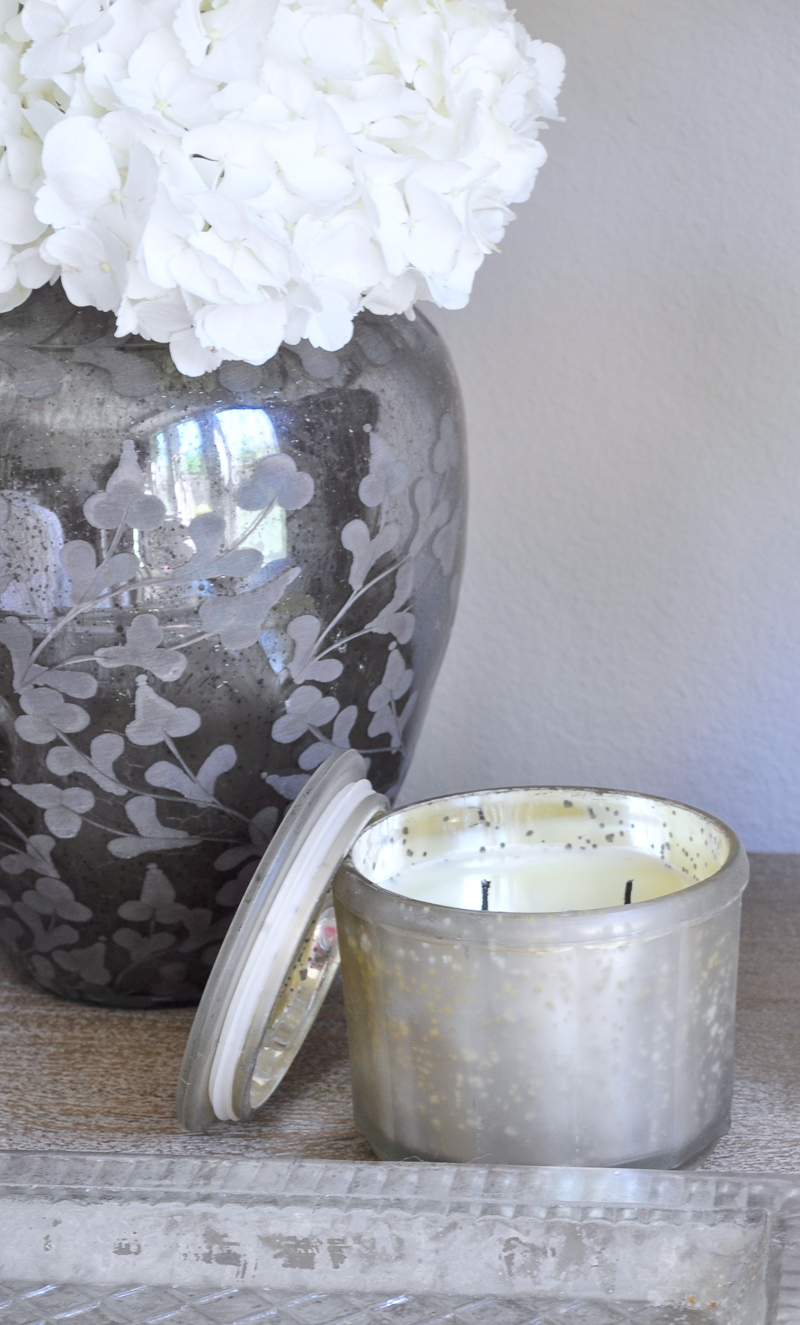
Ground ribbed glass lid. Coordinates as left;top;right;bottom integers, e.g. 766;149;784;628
176;751;387;1133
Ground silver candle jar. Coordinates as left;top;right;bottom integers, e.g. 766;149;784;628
333;786;748;1168
176;757;747;1168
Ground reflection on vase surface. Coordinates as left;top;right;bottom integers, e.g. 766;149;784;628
0;285;466;1006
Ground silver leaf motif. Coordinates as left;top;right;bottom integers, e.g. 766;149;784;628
125;676;201;747
83;441;166;531
108;796;202;859
46;734;126;795
235;454;315;512
145;743;236;804
340;519;399;592
52;942;111;985
174;513;263;582
365;562;415;644
286;615;343;684
358;432;409;507
12;783;95;838
95;614;187;682
15;688;90;744
272;685;340;745
61;541;140;608
12;901;79;952
368;648;415;749
0;834;59;878
198;566;300;649
21;877;92;922
298;705;358;770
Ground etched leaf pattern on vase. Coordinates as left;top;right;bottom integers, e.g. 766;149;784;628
0;435;311;996
265;419;461;801
0;298;466;1004
0;400;463;1001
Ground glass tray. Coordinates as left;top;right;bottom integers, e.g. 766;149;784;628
1;1154;800;1324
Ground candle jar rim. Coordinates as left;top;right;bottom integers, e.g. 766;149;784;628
337;784;748;946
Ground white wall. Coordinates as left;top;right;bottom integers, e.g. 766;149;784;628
400;0;800;850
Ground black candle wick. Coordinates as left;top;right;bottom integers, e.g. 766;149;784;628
624;879;633;905
481;879;491;911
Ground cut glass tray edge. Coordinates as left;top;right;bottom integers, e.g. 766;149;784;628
0;1151;799;1322
0;1148;798;1209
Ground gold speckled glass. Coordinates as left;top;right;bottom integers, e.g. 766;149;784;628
333;786;748;1168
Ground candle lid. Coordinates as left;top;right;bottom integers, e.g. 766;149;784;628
176;751;387;1133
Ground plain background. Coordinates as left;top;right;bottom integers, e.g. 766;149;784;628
399;0;800;850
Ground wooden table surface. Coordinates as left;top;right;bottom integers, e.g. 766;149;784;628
0;851;797;1171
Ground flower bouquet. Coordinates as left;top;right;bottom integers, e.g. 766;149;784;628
0;0;563;369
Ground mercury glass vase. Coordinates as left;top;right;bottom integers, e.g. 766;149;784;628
0;284;466;1006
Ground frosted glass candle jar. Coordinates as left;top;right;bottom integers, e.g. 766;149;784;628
333;787;748;1168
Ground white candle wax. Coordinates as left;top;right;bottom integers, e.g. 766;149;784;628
382;843;689;912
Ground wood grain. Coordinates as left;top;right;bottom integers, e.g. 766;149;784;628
0;852;796;1170
0;960;373;1160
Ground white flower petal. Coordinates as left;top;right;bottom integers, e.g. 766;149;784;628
37;116;120;227
0;176;47;245
301;14;376;80
14;246;57;289
194;298;287;365
42;222;127;311
0;0;561;367
170;325;222;376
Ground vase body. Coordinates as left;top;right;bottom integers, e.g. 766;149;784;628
0;285;466;1006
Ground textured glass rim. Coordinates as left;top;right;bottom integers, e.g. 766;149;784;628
336;784;749;946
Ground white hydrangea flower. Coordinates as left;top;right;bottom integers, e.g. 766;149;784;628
0;0;564;372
